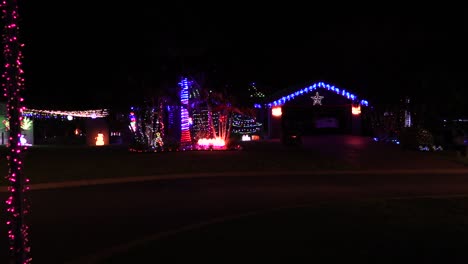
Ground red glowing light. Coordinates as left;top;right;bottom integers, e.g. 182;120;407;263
271;106;282;117
351;105;361;115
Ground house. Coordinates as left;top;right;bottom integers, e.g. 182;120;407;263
254;81;370;139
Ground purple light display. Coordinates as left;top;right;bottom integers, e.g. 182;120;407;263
1;0;32;263
179;77;192;148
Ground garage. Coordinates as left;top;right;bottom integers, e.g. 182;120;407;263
257;81;369;139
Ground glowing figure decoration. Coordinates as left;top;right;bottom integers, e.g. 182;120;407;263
271;106;282;117
242;135;251;141
154;132;164;147
129;112;137;132
95;133;105;146
67;115;73;121
20;135;26;145
404;110;412;127
2;119;8;130
351;105;361;115
311;92;324;105
19;135;31;146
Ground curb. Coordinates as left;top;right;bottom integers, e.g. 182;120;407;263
2;168;468;193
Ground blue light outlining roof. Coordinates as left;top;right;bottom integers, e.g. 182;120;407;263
262;81;369;108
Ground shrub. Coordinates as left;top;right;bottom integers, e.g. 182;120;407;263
399;127;434;149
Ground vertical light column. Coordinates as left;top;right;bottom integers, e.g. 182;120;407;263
1;0;31;263
179;77;192;149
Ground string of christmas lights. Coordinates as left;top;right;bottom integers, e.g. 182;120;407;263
231;114;262;135
1;0;32;262
128;101;169;152
22;108;109;118
191;109;212;139
179;78;192;148
258;81;370;109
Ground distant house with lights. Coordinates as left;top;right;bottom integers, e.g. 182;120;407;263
0;102;130;146
254;81;371;139
26;108;133;146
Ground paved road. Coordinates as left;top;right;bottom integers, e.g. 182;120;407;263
0;135;466;263
1;171;468;263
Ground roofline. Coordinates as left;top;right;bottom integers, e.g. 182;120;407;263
254;81;369;109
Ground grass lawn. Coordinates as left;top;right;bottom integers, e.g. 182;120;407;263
0;142;356;186
433;149;468;166
100;196;468;263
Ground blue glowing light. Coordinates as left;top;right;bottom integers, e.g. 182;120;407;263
179;77;192;144
264;81;370;108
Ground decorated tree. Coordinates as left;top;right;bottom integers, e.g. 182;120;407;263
184;77;253;148
231;110;262;137
2;116;33;131
128;100;164;151
1;0;31;262
208;91;242;142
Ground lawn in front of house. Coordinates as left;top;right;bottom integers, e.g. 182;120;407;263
0;142;357;185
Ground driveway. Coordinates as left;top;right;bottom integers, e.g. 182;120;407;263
294;135;466;170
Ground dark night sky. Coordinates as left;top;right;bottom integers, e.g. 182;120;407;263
12;2;468;112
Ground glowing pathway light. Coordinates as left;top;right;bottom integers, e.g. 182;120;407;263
196;138;226;150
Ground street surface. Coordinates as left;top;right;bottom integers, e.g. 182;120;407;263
0;136;467;263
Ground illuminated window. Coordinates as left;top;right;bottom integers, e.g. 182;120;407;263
351;105;361;115
251;135;260;141
272;106;282;117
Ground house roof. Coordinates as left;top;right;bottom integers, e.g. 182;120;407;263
255;81;369;108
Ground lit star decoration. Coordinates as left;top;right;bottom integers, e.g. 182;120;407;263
311;92;324;105
1;0;32;263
